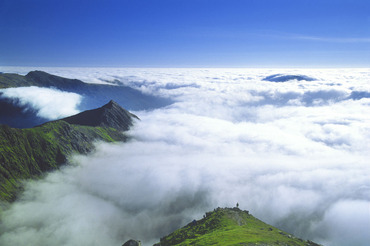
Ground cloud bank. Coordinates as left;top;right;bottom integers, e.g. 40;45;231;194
0;68;369;246
0;86;82;120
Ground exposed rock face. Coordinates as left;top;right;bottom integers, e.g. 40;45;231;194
61;100;140;131
122;239;142;246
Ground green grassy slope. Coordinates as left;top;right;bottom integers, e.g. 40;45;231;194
0;73;34;89
0;120;127;202
154;207;321;246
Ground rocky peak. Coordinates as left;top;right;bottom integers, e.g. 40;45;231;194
61;100;139;131
103;100;123;110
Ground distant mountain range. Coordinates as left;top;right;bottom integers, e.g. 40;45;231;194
262;74;316;82
0;71;171;128
0;100;138;202
0;70;172;110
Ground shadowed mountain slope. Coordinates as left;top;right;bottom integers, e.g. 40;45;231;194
25;71;173;111
24;70;87;90
0;101;137;202
0;70;172;117
62;100;139;131
0;73;33;88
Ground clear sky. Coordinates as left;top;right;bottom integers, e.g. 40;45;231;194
1;0;369;67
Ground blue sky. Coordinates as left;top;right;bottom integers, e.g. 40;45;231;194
1;0;369;67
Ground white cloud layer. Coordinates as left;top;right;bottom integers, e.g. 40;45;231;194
0;86;82;120
0;68;369;246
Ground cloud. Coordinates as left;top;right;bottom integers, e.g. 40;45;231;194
0;68;369;246
261;32;370;43
290;35;370;43
313;200;370;246
0;86;82;120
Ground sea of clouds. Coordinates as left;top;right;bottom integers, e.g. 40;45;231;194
0;67;369;246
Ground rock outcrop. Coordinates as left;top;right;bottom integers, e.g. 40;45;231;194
122;239;142;246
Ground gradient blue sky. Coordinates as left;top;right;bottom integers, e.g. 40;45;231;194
1;0;369;67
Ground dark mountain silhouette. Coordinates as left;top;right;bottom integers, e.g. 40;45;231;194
0;98;45;128
25;70;87;90
25;71;173;111
263;74;316;82
61;100;139;131
0;71;172;128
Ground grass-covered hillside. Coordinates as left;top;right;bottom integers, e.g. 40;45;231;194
0;100;137;202
0;120;127;202
0;73;34;89
154;207;321;246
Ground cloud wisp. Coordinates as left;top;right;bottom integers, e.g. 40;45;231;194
0;68;369;246
259;32;370;44
0;86;82;120
290;35;370;43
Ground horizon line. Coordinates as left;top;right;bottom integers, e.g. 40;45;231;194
1;65;369;70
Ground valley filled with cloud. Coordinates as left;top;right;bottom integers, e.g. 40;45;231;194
0;68;369;246
0;86;82;120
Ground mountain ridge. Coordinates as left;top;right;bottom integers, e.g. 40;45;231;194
25;70;87;90
0;70;172;128
61;100;139;131
0;101;137;202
